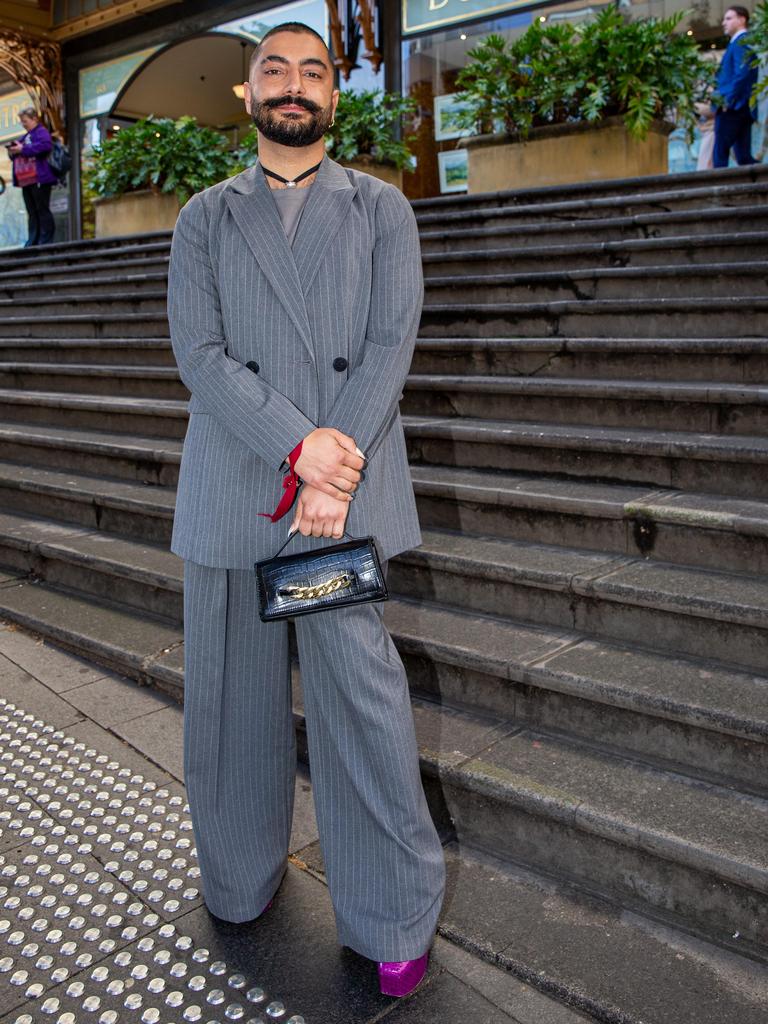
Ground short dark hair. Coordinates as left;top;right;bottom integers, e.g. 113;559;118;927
249;22;332;76
726;5;750;23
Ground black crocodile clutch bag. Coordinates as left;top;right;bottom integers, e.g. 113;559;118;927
255;534;388;622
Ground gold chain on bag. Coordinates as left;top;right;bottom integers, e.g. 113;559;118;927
282;574;352;601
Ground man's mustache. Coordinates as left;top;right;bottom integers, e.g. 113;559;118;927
262;95;321;114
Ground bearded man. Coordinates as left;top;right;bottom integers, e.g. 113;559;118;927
167;21;445;998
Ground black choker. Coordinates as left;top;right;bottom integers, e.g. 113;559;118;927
261;160;322;189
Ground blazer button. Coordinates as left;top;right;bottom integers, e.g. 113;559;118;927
333;357;348;372
246;361;259;374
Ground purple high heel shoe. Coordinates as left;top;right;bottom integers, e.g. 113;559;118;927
377;952;429;997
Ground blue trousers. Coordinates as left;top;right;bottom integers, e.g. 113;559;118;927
713;108;757;168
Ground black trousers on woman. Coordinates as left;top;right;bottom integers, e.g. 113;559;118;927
22;183;55;246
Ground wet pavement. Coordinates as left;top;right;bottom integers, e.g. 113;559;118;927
0;619;594;1024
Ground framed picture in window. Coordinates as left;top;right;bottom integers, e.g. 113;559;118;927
433;94;471;142
438;148;469;193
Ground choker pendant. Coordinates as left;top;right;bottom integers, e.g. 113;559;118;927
261;159;323;189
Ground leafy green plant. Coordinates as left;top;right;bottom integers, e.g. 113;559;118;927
455;8;714;142
87;116;237;204
325;89;417;169
749;0;768;101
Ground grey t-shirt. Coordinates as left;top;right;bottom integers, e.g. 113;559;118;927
270;185;312;247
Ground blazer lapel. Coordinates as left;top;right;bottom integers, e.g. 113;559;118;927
224;164;314;358
292;157;358;294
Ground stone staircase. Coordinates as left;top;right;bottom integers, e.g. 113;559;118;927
1;164;768;1022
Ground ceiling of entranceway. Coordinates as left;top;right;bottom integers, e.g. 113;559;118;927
115;33;255;128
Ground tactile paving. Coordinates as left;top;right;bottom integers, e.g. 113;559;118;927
0;698;306;1024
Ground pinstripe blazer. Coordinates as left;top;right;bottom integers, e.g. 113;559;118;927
167;156;423;569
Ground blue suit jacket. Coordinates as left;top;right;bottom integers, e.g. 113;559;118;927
716;32;758;118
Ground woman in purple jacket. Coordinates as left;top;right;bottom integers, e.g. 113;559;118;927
8;107;57;247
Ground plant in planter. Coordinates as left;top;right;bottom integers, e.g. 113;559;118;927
88;116;238;236
454;8;715;191
325;89;417;185
749;0;768;101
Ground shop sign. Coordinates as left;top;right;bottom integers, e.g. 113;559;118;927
0;90;34;144
79;47;161;119
403;0;525;34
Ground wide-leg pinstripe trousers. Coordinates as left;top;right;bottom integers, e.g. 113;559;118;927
183;561;446;961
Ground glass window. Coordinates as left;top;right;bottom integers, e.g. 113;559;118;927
402;3;600;198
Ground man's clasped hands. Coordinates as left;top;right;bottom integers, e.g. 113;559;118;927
290;427;365;539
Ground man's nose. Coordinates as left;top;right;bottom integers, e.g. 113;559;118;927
284;70;304;94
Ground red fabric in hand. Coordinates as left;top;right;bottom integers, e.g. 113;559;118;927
259;440;303;523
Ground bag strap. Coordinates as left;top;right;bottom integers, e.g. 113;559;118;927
271;529;353;560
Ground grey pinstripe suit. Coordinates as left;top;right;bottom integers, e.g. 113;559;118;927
168;157;445;960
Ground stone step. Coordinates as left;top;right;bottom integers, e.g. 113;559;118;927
0;460;175;543
5;366;768;435
0;313;169;339
415;180;768;229
0;521;765;798
418;205;768;254
0;421;181;485
403;414;768;499
1;231;172;266
412;164;768;218
1;445;765;576
0;390;186;437
411;464;768;575
403;375;768;435
391;528;768;672
0;363;188;401
419;296;768;339
431;724;768;955
423;262;768;304
0;289;168;317
8;483;764;684
0;251;169;285
421;231;768;275
0;270;169;302
0;337;175;366
0;566;764;957
437;842;768;1024
0;511;182;620
410;336;768;382
387;598;768;796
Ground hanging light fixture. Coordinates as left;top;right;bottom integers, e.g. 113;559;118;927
232;40;248;99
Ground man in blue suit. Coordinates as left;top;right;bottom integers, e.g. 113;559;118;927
713;6;759;167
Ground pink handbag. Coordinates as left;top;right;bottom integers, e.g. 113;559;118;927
14;156;38;186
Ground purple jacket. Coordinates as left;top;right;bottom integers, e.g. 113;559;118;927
12;123;58;187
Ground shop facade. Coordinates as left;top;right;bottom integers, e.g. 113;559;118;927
0;0;760;245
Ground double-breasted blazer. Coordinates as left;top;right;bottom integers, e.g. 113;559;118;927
168;156;423;569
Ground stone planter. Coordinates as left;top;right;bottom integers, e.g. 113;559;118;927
465;117;674;193
94;189;181;238
340;158;403;190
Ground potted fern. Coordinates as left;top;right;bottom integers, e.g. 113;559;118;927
454;9;714;192
88;115;237;237
325;89;416;189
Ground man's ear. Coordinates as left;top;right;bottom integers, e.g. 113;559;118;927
330;88;340;121
243;81;253;116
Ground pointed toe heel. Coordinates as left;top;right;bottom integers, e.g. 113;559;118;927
377;952;429;997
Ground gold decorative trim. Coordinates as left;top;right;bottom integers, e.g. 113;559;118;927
0;27;64;138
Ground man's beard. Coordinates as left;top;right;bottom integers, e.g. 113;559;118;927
251;94;334;147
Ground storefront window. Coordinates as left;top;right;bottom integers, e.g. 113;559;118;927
0;88;32;249
402;2;601;198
